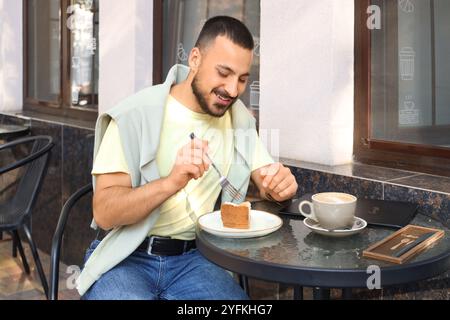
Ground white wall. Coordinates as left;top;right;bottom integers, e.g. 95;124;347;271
260;0;355;166
0;0;23;112
99;0;153;113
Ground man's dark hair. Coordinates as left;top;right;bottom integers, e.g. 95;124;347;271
195;16;254;51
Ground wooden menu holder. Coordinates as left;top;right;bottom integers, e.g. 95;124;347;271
363;225;444;264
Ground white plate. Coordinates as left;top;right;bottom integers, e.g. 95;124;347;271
303;217;367;238
198;210;283;238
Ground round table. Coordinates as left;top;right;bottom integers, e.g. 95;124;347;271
196;201;450;298
0;124;30;141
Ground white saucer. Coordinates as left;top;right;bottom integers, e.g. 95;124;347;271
198;210;283;238
303;217;367;238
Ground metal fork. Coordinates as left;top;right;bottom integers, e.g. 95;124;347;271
266;193;284;207
189;133;243;202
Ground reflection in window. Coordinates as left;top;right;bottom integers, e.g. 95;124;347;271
371;0;450;148
68;0;99;110
27;0;61;103
162;0;260;123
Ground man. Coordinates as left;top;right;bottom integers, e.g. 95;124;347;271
78;16;298;300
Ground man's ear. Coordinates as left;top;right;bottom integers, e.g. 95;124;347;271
188;47;202;72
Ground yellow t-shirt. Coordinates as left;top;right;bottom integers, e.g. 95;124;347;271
92;95;274;240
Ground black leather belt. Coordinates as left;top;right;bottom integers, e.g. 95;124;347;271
136;236;196;256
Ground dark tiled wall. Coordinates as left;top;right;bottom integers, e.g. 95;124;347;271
292;167;383;200
1;114;95;266
61;126;96;265
288;166;450;229
384;185;450;229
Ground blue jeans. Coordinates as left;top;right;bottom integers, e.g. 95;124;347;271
81;240;249;300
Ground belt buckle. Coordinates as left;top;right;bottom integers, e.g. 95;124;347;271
146;236;156;255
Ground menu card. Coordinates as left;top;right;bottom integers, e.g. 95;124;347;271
363;225;444;264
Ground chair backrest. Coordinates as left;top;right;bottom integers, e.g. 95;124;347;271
13;136;54;216
50;183;93;300
0;136;54;222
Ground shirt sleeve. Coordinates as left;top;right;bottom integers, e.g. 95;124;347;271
91;119;130;175
250;134;275;172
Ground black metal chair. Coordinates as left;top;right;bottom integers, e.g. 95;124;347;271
0;135;54;299
50;183;93;300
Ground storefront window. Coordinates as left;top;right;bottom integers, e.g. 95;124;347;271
26;0;61;103
25;0;99;119
354;0;450;176
68;0;99;110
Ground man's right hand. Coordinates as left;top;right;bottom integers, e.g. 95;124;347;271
166;137;211;192
93;138;211;230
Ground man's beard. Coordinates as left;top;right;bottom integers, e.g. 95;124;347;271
191;76;237;118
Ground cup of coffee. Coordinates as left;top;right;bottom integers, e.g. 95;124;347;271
298;192;357;229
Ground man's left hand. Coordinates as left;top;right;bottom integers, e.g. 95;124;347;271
257;163;298;202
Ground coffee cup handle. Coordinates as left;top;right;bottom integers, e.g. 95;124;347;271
299;200;318;221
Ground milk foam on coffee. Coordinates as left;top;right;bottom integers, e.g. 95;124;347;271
314;193;355;204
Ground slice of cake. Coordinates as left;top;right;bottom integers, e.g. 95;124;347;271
220;201;251;229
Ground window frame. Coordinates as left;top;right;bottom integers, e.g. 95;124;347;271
23;0;98;121
354;0;450;177
152;0;164;85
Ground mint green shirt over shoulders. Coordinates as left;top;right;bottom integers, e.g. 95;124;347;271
76;64;261;295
